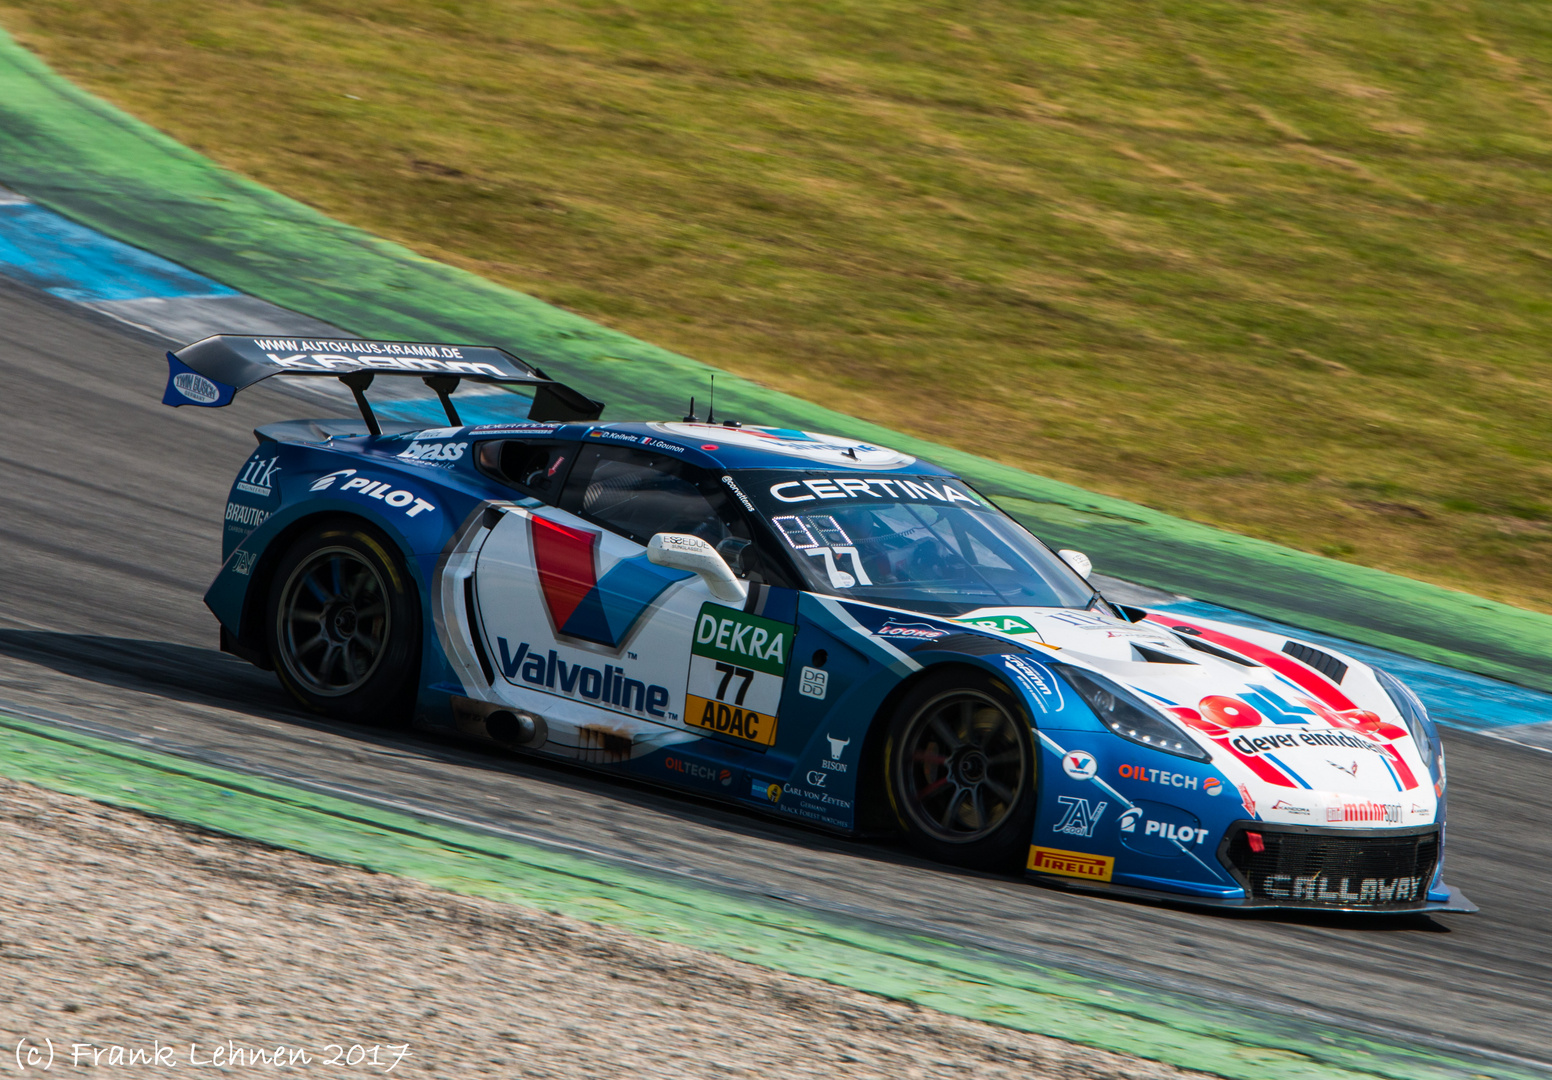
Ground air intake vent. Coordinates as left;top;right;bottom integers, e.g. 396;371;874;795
1282;641;1348;684
1177;634;1257;667
1132;645;1195;665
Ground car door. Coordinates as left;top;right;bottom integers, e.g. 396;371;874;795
472;440;765;760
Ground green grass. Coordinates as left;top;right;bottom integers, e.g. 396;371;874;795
5;0;1552;609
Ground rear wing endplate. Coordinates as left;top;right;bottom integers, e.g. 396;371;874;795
161;335;604;432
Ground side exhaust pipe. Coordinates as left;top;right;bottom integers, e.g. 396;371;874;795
485;709;547;749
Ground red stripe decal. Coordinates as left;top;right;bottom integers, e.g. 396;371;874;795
1147;614;1355;711
1383;745;1420;791
530;515;598;630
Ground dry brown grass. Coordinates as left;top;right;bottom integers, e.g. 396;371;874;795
5;0;1552;607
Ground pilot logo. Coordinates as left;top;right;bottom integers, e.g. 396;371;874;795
235;456;281;497
531;516;693;648
1061;750;1098;781
1118;807;1143;833
310;469;355;492
1053;796;1108;838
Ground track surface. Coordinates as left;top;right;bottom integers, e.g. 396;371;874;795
2;276;1549;1068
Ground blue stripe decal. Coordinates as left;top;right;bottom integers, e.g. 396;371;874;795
1379;753;1402;791
0;201;236;301
1264;753;1310;789
1160;599;1552;733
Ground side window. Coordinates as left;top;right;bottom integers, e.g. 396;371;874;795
561;444;729;545
476;440;571;502
560;445;798;588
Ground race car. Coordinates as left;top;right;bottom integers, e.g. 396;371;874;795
166;334;1475;914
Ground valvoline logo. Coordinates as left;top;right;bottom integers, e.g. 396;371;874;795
532;516;693;647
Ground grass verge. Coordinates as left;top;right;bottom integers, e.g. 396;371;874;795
2;0;1552;610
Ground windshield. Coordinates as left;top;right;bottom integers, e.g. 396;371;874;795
731;471;1096;615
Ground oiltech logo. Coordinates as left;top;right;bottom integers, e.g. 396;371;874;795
532;516;693;648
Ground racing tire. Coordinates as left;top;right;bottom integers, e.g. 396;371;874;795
883;669;1038;872
265;520;421;727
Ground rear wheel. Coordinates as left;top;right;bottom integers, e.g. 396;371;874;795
884;670;1038;871
265;521;420;726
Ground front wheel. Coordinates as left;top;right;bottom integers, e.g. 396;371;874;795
883;670;1038;871
265;520;421;726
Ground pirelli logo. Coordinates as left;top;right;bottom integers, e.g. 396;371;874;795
684;694;778;747
1028;846;1115;882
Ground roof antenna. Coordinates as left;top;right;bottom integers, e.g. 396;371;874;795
683;396;699;423
706;375;716;425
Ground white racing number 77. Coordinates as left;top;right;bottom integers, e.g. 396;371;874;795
772;514;873;589
805;545;872;589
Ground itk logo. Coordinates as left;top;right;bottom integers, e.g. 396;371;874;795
1061;750;1097;781
236;456;281;497
1053;796;1108;838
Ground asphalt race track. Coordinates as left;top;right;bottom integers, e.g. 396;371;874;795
1;274;1549;1070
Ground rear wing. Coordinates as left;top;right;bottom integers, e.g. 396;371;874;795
161;335;604;432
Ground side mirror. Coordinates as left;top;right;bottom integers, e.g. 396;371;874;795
647;533;748;604
1058;549;1094;579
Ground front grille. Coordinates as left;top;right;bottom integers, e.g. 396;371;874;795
1222;824;1438;909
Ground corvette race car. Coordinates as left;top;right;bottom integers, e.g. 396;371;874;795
166;335;1474;914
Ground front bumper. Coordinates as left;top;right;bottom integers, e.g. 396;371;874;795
1027;820;1479;914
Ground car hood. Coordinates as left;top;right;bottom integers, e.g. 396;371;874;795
956;605;1440;828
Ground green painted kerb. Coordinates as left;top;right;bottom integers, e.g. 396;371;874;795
0;713;1530;1080
3;24;1552;695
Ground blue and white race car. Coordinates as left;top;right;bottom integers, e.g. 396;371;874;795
168;335;1474;914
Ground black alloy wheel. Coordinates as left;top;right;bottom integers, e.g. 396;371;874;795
266;521;420;726
884;670;1038;870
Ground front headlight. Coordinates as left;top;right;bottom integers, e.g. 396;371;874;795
1375;668;1437;772
1055;665;1211;762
